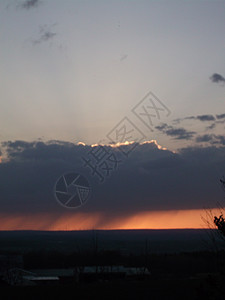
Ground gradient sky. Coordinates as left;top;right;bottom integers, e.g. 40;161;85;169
1;0;225;145
0;0;224;230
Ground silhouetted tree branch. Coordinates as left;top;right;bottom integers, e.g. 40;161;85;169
213;178;225;236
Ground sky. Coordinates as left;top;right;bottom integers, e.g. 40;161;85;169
0;0;225;230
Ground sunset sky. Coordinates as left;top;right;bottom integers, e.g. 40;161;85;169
0;0;224;230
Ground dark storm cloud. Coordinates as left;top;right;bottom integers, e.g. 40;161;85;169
196;134;225;146
156;123;196;140
210;73;225;83
0;140;224;217
20;0;41;9
2;140;84;161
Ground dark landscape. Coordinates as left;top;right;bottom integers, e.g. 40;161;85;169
0;229;222;254
0;229;225;299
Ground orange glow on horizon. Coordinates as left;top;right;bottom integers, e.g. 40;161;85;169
0;209;217;231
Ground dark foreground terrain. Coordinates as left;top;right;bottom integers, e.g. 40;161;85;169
0;229;225;299
0;278;223;300
0;229;223;254
1;274;225;300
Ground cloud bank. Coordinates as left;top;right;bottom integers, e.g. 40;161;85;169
0;140;224;223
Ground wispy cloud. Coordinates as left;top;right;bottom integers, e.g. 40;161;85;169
196;134;225;145
185;115;215;122
205;123;216;131
195;115;215;121
204;114;225;131
173;114;217;125
20;0;41;10
120;54;128;62
210;73;225;84
32;24;57;45
216;113;225;120
156;123;196;140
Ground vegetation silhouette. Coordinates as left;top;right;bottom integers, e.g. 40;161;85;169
213;178;225;238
